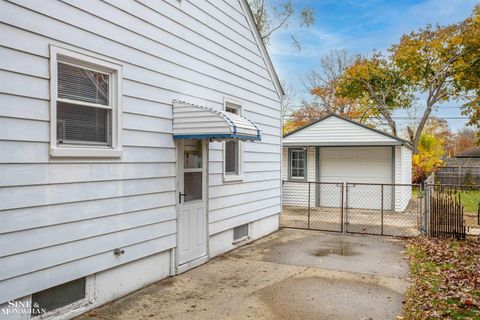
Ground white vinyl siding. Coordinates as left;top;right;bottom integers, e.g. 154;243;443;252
281;147;315;207
0;0;281;305
284;116;400;146
307;147;316;182
281;147;288;181
395;145;413;211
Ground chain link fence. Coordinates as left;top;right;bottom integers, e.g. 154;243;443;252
282;179;479;239
345;183;422;237
281;181;343;232
281;180;423;237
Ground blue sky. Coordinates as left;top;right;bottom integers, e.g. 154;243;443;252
268;0;478;131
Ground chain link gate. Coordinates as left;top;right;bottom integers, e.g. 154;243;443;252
281;181;343;232
281;180;423;237
345;183;422;237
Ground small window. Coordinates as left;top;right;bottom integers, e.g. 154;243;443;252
50;46;122;157
289;148;306;180
223;101;243;182
31;278;86;316
233;224;249;241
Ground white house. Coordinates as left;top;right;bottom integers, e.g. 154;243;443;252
282;114;412;212
0;1;283;319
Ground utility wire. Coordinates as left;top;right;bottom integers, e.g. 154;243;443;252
284;116;469;120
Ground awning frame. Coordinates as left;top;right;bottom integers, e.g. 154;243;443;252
172;100;261;142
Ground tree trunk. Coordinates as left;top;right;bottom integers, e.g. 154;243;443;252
377;108;397;136
412;103;433;153
387;117;398;137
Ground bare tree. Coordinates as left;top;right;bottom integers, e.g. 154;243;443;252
305;50;355;114
281;81;296;119
248;0;314;49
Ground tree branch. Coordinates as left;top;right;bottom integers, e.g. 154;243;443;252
261;11;292;39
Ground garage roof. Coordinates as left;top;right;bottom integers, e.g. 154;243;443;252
283;114;412;148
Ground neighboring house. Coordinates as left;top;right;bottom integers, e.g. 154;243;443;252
0;1;283;319
282;114;413;211
437;146;480;184
455;146;480;159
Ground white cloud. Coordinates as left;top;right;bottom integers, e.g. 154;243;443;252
269;26;343;58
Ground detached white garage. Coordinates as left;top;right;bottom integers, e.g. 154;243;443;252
282;114;413;212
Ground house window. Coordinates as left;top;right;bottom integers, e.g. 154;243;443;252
289;148;306;180
233;224;249;242
31;278;86;316
223;101;243;181
50;46;122;157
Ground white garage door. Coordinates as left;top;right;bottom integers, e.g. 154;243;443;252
319;147;392;210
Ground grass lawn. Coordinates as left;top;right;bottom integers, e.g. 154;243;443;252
403;237;480;320
412;187;479;213
458;190;480;214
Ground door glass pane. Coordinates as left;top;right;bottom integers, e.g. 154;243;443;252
184;172;202;202
184;140;202;169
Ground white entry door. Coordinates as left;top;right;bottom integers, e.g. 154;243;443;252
177;139;208;268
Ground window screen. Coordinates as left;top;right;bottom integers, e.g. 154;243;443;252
233;224;249;240
290;149;306;179
31;278;86;316
57;62;112;146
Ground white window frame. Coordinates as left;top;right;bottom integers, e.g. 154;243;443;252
289;148;307;180
223;98;244;182
49;46;123;157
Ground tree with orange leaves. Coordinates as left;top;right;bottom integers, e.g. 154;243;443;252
282;103;325;135
454;128;477;155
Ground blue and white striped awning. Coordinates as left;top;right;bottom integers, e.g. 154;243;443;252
172;100;261;142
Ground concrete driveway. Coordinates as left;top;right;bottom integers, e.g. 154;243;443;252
78;229;409;320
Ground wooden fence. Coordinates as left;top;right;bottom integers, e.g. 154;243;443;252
435;166;480;185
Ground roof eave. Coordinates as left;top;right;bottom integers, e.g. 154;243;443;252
282;141;407;147
283;113;412;147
